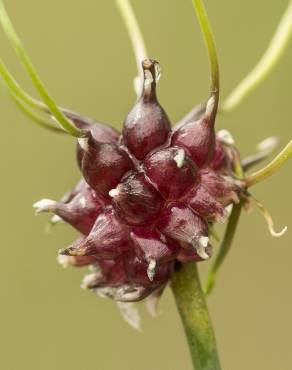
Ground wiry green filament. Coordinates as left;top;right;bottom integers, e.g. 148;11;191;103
191;0;220;110
204;203;242;296
114;0;148;96
12;95;65;133
0;58;45;111
0;1;83;137
246;140;292;187
221;0;292;112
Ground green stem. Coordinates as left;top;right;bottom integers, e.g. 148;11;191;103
0;63;64;132
172;263;221;370
221;0;292;112
0;59;90;133
246;140;292;187
241;136;280;171
0;1;83;137
114;0;148;96
192;0;220;112
12;94;65;133
0;58;46;111
204;203;242;296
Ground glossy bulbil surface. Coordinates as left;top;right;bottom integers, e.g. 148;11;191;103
36;59;243;302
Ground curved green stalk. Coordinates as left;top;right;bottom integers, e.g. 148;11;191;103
204;203;242;296
172;263;221;370
192;0;220;110
12;94;65;133
0;58;46;111
221;0;292;112
0;60;85;133
114;0;148;96
241;136;280;171
1;59;66;132
246;140;292;187
0;1;83;137
204;149;244;296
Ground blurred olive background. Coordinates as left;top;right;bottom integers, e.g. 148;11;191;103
0;1;291;369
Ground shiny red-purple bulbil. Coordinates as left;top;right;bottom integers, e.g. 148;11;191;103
35;59;243;302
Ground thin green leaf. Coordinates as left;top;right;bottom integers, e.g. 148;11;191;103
114;0;148;96
0;1;83;137
192;0;220;110
221;0;292;112
12;94;65;133
246;140;292;187
204;202;242;296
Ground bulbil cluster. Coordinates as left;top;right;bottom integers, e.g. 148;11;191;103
34;59;244;302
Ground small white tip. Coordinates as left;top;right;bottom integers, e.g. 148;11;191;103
80;272;100;290
154;62;161;82
199;236;209;248
271;225;288;238
225;204;233;217
78;137;89;151
117;302;141;331
33;199;56;214
205;95;216;116
109;188;119;198
217;129;235;145
257;136;279;153
57;254;70;268
147;259;157;281
194;236;210;260
50;214;63;224
174;149;185;168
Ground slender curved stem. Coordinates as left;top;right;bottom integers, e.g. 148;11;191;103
0;59;97;133
249;195;287;237
241;136;280;171
204;149;244;296
191;0;220;112
0;68;62;132
172;263;221;370
1;58;64;132
204;203;242;296
12;94;65;133
221;0;292;112
114;0;148;96
246;140;292;187
0;1;83;137
0;58;46;111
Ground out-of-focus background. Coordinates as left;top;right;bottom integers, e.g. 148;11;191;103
0;1;291;369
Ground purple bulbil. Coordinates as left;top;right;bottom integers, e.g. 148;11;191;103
35;59;244;302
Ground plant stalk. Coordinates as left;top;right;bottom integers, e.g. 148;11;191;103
191;0;220;117
221;0;292;112
246;140;292;187
172;263;222;370
204;203;242;296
